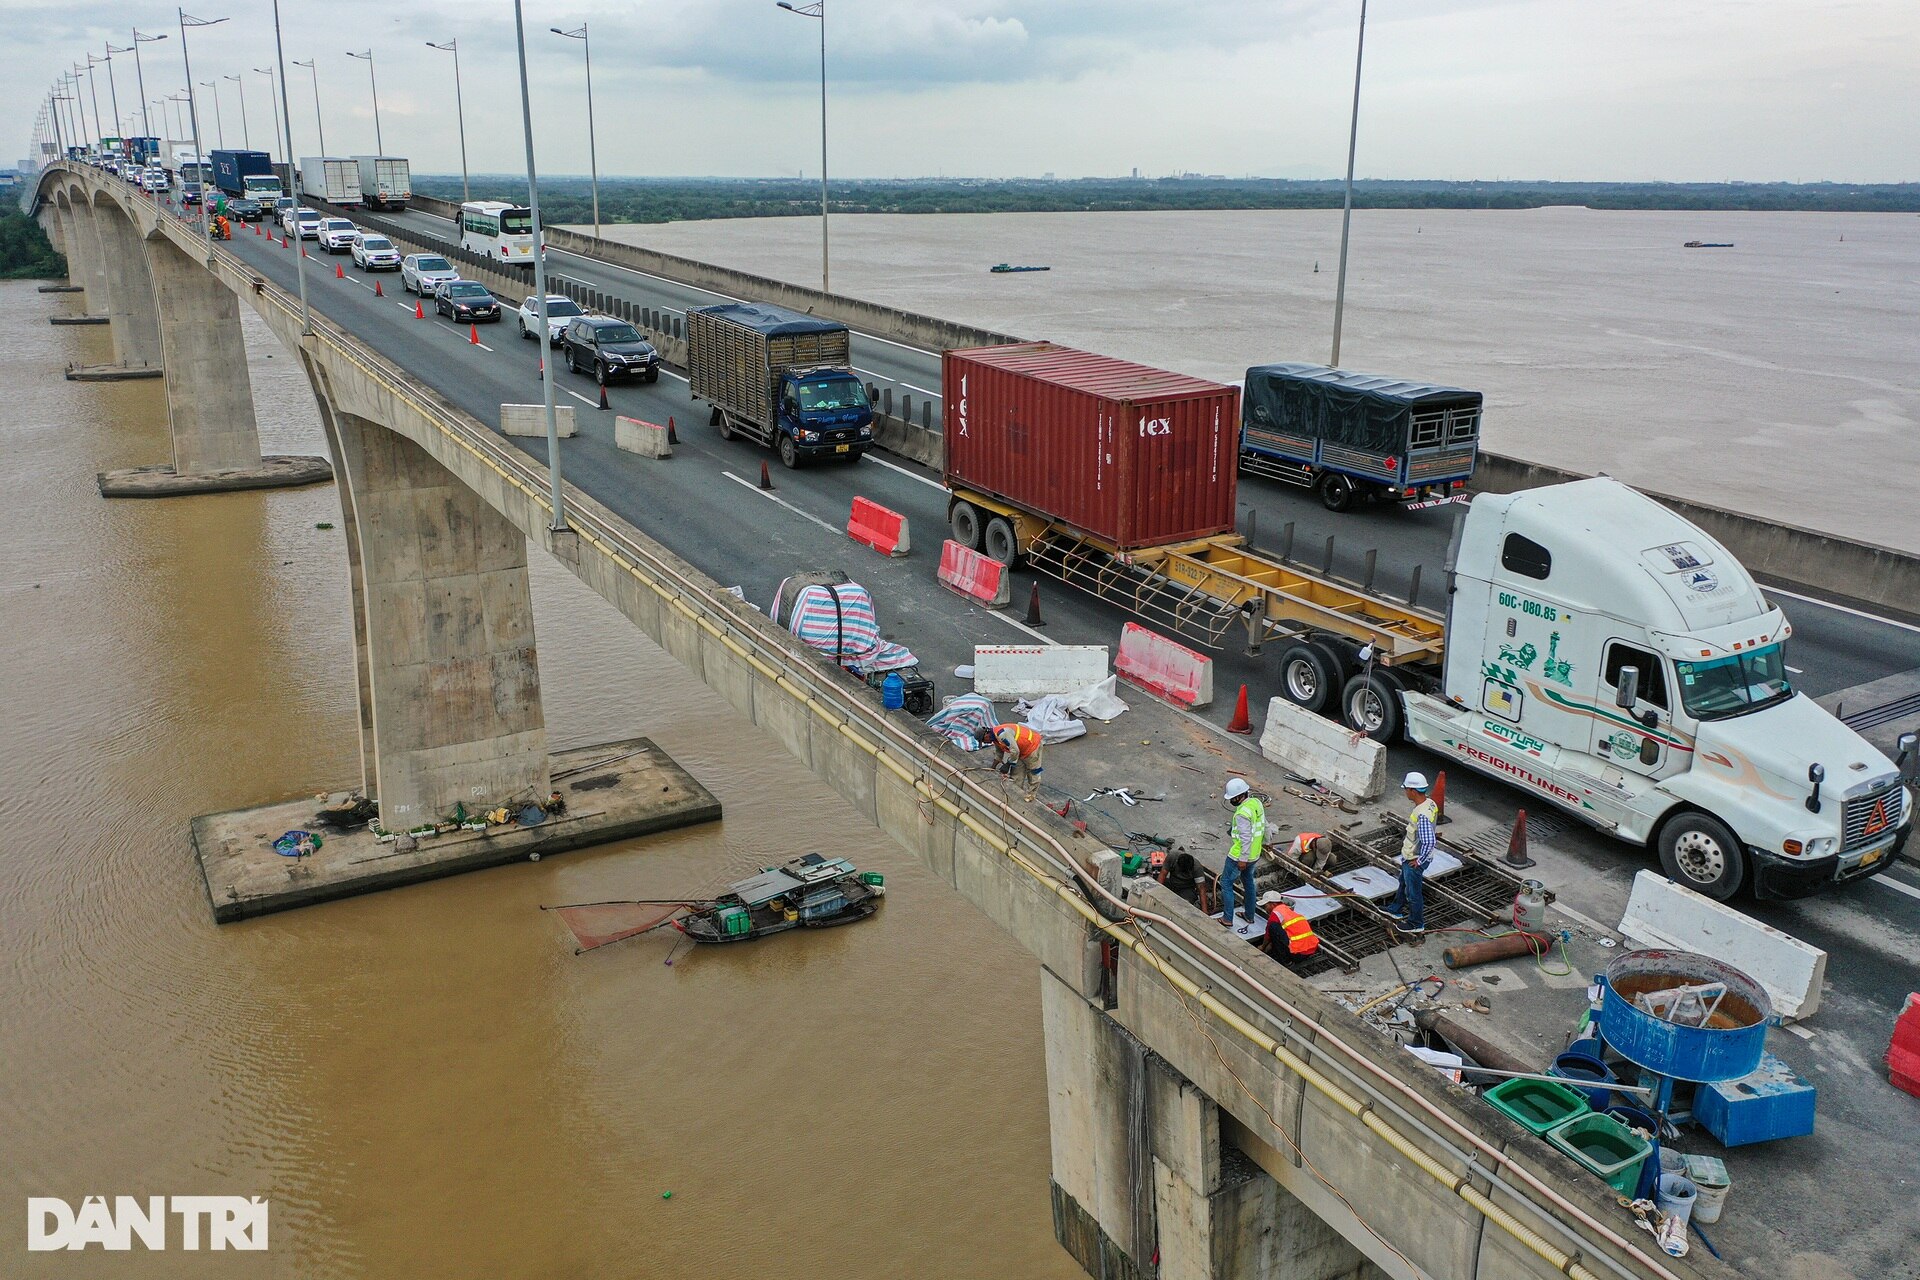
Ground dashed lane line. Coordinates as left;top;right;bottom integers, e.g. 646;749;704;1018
721;471;845;538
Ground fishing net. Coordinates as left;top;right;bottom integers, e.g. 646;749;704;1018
547;902;687;952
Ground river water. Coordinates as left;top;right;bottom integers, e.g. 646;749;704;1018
0;281;1079;1279
602;206;1920;554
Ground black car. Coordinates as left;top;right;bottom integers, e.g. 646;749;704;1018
562;316;660;384
435;281;501;324
225;197;264;221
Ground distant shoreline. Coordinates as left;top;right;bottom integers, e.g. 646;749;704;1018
412;175;1920;225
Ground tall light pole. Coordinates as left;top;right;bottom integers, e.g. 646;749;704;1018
132;29;168;141
549;25;600;238
69;70;93;147
201;79;226;149
86;55;109;143
344;49;383;153
271;0;312;336
178;10;229;247
166;93;191;143
104;43;131;149
518;0;567;531
226;74;249;148
776;1;830;293
292;59;325;154
50;92;71;157
426;40;470;203
255;67;282;168
1329;0;1367;369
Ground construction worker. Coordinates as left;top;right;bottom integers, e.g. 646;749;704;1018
1385;771;1438;934
1258;891;1320;957
1281;831;1334;872
1220;778;1264;929
980;723;1044;801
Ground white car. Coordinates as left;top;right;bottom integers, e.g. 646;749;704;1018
317;218;359;254
352;234;401;272
401;253;460;296
516;294;584;344
281;206;323;240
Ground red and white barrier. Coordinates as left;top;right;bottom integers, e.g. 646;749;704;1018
1114;622;1215;709
847;496;910;557
1885;993;1919;1097
614;415;672;459
937;538;1010;608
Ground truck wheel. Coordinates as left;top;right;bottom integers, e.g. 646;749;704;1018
1340;669;1406;742
779;434;801;469
950;502;983;550
1279;642;1339;714
983;516;1019;567
1318;474;1358;513
1657;812;1747;900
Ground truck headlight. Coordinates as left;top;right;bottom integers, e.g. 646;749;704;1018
799;430;821;443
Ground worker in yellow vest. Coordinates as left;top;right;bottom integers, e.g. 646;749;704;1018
1385;772;1439;935
1258;891;1321;957
980;723;1045;801
1220;778;1265;928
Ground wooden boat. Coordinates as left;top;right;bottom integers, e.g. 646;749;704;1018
990;263;1051;273
679;853;884;943
1682;241;1734;249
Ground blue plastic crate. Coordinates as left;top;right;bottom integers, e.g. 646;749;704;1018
1693;1051;1815;1147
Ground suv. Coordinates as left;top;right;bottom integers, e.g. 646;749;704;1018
352;234;401;272
562;316;660;384
435;280;501;323
401;254;460;296
281;206;323;239
517;295;582;345
317;218;359;254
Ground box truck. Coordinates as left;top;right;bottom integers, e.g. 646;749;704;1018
687;302;873;468
351;155;411;211
297;156;362;205
941;342;1913;901
210;149;283;200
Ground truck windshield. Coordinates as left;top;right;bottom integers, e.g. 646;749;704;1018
797;379;869;413
1674;644;1793;720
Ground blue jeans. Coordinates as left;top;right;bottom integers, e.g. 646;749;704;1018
1220;858;1258;925
1387;860;1426;929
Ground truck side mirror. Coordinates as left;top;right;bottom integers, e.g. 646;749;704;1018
1613;666;1639;709
1805;762;1825;814
1897;732;1918;785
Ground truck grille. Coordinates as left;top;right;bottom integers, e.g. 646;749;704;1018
1843;784;1906;851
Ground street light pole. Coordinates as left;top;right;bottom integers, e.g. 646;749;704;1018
426;40;470;204
255;68;282;169
549;25;599;238
345;50;383;153
271;0;312;336
518;0;567;531
86;55;108;144
132;30;167;142
776;1;830;293
178;10;229;249
1329;0;1367;369
69;71;92;147
201;79;225;149
292;59;325;155
226;74;249;149
104;44;130;150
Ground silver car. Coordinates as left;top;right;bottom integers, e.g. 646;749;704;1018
352;234;402;272
516;294;583;344
401;254;460;296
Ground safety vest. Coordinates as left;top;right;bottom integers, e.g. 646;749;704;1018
1402;798;1440;862
1287;832;1326;859
1268;903;1320;956
1228;796;1266;863
993;724;1042;759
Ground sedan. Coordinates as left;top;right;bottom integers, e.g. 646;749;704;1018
352;234;402;272
435;281;501;324
516;294;583;344
225;197;264;222
401;253;460;296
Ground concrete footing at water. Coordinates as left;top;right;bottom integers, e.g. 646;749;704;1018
96;455;335;497
190;736;722;923
37;283;84;293
49;314;109;325
66;362;164;382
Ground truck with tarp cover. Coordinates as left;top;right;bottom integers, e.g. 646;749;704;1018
1240;363;1481;512
687;302;874;468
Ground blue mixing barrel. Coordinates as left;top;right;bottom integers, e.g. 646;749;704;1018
1598;949;1771;1083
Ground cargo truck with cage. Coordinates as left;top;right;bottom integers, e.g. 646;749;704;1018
687;302;874;468
1240;363;1481;512
940;342;1912;902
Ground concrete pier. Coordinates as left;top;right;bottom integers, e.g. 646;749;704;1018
96;456;335;497
190;736;721;922
48;314;109;325
36;283;84;293
67;363;165;382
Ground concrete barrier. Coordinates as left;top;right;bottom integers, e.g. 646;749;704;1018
499;403;577;439
1258;697;1386;802
973;645;1110;701
614;415;671;458
847;496;910;557
937;538;1011;608
1616;869;1828;1020
1114;622;1214;709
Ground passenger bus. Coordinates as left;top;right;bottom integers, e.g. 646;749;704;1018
459;200;535;267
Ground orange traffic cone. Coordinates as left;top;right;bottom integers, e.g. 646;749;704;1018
335;263;344;279
759;461;773;490
1227;684;1253;734
1503;810;1536;870
414;301;424;319
300;246;308;258
1025;582;1045;627
468;324;480;345
1432;770;1451;824
667;416;677;445
373;279;383;297
597;381;610;411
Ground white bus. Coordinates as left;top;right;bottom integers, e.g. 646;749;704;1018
459;200;535;267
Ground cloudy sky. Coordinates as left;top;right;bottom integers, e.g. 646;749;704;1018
16;0;1919;182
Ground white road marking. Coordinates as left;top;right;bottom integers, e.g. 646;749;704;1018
1550;902;1622;940
864;454;944;491
561;387;598;409
657;368;689;384
1873;873;1920;903
853;365;944;401
1787;665;1805;674
721;471;844;537
982;608;1057;646
1768;585;1920;637
1783;1022;1816;1040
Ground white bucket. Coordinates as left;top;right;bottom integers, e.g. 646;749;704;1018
1691;1176;1730;1225
1656;1173;1698;1228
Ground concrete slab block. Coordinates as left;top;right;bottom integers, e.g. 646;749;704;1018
614;414;672;458
499;402;578;438
96;455;334;498
1257;696;1386;802
1617;868;1828;1019
973;644;1109;701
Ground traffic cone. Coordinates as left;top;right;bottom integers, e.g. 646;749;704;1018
300;246;308;258
1025;582;1045;627
597;381;610;411
373;279;383;297
1227;684;1253;734
1433;770;1451;824
1502;809;1536;870
759;461;773;490
414;301;424;319
468;324;480;345
335;263;344;279
666;416;677;445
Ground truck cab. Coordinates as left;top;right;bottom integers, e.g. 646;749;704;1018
1403;478;1911;900
775;370;873;463
687;302;874;468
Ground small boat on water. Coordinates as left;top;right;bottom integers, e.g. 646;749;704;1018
990;263;1050;273
1683;241;1735;249
544;853;884;952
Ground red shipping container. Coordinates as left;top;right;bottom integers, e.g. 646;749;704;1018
944;342;1241;551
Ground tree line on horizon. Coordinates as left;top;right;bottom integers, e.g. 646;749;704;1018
412;175;1920;225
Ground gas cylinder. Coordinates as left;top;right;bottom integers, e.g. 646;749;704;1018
1515;879;1550;935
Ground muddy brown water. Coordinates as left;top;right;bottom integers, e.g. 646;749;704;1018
0;281;1079;1279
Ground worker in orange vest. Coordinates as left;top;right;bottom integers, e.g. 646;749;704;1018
980;722;1045;801
1281;831;1335;872
1258;891;1320;958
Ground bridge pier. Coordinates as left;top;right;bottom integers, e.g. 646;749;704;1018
84;193;165;377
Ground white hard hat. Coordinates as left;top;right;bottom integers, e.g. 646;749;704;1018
1402;771;1430;792
1258;890;1283;907
1224;778;1251;802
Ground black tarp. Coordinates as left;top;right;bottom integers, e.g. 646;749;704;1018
1243;363;1481;453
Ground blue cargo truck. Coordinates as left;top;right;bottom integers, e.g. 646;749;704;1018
1240;363;1482;512
687;303;874;468
210;149;283;200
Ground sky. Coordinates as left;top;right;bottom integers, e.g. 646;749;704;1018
13;0;1919;183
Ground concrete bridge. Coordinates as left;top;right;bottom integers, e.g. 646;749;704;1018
30;161;1732;1280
